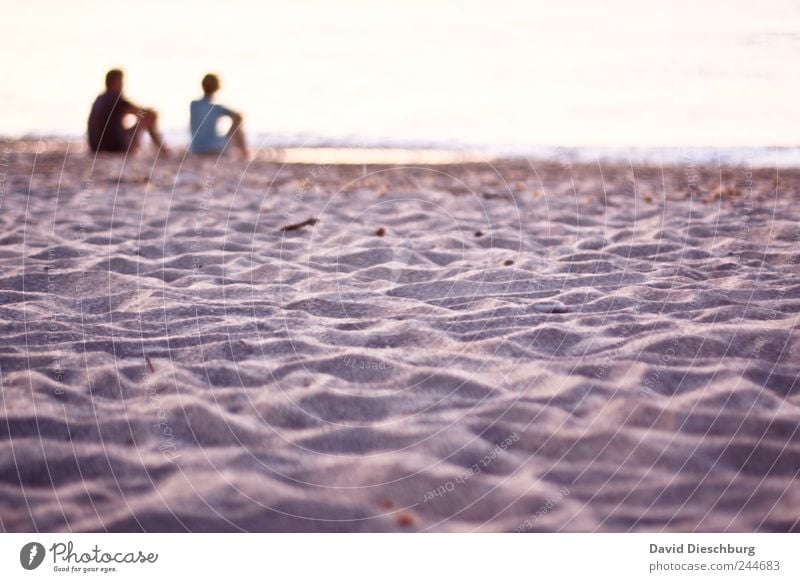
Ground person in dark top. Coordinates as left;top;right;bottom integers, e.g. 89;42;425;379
87;69;167;153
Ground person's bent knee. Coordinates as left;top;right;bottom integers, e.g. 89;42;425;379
140;110;158;127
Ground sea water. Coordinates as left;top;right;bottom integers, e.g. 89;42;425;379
2;0;799;165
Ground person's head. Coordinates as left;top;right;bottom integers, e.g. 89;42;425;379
105;69;124;93
202;74;220;97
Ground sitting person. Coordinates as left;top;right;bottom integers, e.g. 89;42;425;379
87;69;166;153
190;74;248;158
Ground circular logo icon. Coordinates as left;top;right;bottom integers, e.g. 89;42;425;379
20;542;45;570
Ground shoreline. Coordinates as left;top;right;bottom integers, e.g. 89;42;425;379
4;136;800;168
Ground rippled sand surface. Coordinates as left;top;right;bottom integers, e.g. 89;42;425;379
1;141;799;532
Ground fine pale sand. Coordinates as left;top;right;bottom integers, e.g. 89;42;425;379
1;140;799;532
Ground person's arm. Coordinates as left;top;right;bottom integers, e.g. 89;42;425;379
219;104;247;157
218;104;241;123
121;99;166;151
122;100;154;118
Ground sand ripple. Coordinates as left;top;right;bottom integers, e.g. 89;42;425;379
1;144;799;532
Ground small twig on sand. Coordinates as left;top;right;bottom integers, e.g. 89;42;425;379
280;218;318;232
145;355;156;374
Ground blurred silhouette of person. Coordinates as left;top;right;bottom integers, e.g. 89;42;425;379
190;74;248;158
87;69;166;153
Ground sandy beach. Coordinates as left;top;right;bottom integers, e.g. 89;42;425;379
0;139;798;532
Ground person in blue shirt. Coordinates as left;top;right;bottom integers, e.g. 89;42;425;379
190;74;248;158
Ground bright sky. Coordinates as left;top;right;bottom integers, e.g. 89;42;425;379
2;0;799;147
